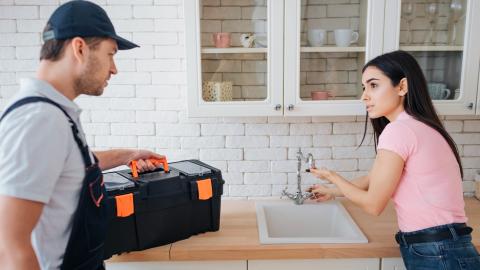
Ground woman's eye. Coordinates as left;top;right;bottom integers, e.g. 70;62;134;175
371;83;377;88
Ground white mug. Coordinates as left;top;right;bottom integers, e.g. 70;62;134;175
428;83;451;100
307;29;326;47
334;29;359;47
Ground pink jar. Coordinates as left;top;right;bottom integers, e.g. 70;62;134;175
212;32;231;48
311;91;334;100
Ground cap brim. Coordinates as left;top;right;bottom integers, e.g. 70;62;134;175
112;35;139;50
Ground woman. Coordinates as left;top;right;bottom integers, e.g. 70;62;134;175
307;50;480;270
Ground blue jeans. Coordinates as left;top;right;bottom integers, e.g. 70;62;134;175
398;223;480;270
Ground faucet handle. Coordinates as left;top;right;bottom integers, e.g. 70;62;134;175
281;187;291;199
303;191;313;199
280;187;287;199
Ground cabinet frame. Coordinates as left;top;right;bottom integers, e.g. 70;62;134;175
185;0;284;117
283;0;385;116
383;0;480;115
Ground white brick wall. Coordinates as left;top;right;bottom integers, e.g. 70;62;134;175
0;0;479;199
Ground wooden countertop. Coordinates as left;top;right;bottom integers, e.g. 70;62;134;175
107;198;480;262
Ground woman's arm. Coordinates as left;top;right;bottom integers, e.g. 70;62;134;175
309;175;369;198
311;149;404;215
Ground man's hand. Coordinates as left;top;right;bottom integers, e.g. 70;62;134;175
94;149;165;171
126;149;165;173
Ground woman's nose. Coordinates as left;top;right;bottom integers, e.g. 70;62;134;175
360;89;368;101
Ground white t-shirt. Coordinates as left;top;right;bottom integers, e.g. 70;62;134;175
0;78;91;269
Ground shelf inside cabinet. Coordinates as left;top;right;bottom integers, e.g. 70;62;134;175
201;48;268;54
300;46;366;53
399;46;463;52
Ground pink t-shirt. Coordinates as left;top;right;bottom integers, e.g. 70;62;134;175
377;111;467;232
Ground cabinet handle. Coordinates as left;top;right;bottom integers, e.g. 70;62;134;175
274;104;281;111
287;104;294;111
466;102;474;110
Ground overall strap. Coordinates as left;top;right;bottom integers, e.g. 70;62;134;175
0;96;93;167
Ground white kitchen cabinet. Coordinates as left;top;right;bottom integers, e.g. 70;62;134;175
106;259;381;270
184;0;480;117
248;258;380;270
184;0;284;117
106;258;410;269
105;260;246;270
381;257;407;270
383;0;480;115
477;67;480;115
283;0;384;116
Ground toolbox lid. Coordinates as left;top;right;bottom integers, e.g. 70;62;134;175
104;172;135;191
170;161;212;176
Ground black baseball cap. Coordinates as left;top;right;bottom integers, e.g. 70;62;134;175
42;0;138;50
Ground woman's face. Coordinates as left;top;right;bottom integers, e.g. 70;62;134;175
361;66;406;121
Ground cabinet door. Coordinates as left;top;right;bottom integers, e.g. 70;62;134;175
185;0;284;117
249;258;380;270
106;260;246;270
283;0;385;116
383;0;480;115
477;67;480;115
381;257;407;270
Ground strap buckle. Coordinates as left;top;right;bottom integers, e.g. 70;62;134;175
89;174;104;207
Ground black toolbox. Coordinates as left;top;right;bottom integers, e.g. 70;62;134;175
102;159;224;259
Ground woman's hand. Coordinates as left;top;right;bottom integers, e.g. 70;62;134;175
126;150;165;173
309;168;336;184
306;184;336;202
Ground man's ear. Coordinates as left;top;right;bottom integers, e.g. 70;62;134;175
70;37;88;64
398;78;408;97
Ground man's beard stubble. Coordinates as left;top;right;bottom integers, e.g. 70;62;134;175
73;54;104;97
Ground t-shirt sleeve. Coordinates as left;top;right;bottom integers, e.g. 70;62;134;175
377;121;416;161
0;104;70;203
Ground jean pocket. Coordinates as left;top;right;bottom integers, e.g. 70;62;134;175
409;243;443;259
457;256;480;270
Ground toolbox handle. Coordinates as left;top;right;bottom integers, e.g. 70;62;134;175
130;157;169;178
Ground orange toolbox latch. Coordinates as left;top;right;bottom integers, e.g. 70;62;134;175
196;178;213;200
115;193;134;217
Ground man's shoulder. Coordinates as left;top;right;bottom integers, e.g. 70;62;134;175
1;95;70;125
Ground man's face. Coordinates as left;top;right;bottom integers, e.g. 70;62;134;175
74;38;118;96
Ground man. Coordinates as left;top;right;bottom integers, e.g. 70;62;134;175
0;1;162;269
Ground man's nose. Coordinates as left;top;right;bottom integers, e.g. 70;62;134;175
111;60;118;75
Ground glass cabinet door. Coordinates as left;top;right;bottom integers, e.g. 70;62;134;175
384;0;480;115
185;0;284;117
284;0;385;115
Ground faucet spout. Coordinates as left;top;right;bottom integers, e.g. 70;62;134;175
281;148;315;205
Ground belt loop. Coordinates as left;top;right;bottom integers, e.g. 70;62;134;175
401;233;408;246
448;225;459;240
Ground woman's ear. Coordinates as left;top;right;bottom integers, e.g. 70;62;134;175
398;78;408;97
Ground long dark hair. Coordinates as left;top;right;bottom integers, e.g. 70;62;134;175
359;50;463;177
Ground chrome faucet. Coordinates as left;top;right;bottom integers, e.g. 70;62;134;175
281;148;315;205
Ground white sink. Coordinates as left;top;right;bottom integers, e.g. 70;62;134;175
256;200;368;244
